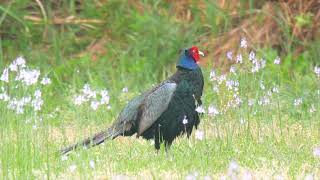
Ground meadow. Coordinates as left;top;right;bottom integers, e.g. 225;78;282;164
0;1;319;179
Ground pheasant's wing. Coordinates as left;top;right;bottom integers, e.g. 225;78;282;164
110;92;147;135
137;82;177;135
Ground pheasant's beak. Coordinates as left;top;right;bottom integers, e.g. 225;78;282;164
198;51;205;57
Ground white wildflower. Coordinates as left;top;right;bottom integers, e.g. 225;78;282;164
217;75;226;85
34;89;42;98
210;69;216;80
249;51;255;61
226;80;239;91
208;105;219;116
74;95;86;105
314;66;320;77
248;99;255;106
251;63;260;73
122;87;128;93
293;98;303;106
185;173;197;180
242;170;253;180
267;90;272;96
251;58;267;73
82;84;96;99
274;56;281;65
304;174;314;180
234;96;242;106
0;68;9;83
182;115;188;125
240;118;246;125
258;96;270;106
69;164;77;172
212;86;219;93
236;54;243;63
22;96;31;104
41;76;51;85
228;160;239;175
32;98;43;111
313;146;320;157
220;175;227;180
15;68;40;86
262;96;270;105
0;91;10;102
90;100;100;110
240;37;247;48
226;51;233;60
89;160;95;169
272;86;279;93
195;105;205;113
195;130;204;141
15;56;26;67
230;66;236;74
16;106;24;114
226;80;234;90
309;104;316;113
100;90;110;105
9;62;18;72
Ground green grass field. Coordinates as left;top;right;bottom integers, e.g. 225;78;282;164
0;1;319;179
0;48;319;179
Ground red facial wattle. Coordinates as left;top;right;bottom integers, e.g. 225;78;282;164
188;46;203;63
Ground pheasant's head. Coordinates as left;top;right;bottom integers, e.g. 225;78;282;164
188;46;204;63
177;46;204;70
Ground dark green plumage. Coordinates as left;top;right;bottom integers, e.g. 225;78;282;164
60;48;204;155
140;67;204;150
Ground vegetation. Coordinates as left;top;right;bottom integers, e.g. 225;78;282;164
0;0;319;179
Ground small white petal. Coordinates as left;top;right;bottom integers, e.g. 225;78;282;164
195;130;204;141
240;37;247;48
89;160;95;169
69;164;77;172
313;146;320;157
182;115;188;125
0;68;9;83
195;105;205;113
90;100;100;110
122;87;128;93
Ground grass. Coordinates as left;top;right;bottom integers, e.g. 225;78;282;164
0;0;319;179
0;52;319;179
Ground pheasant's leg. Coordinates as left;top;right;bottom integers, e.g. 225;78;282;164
154;124;161;152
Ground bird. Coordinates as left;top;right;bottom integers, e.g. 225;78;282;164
60;46;204;155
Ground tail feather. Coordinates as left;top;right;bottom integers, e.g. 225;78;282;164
60;127;121;155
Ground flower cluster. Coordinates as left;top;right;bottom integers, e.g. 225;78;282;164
274;56;281;65
0;56;50;114
73;84;111;110
208;105;219;117
207;37;290;118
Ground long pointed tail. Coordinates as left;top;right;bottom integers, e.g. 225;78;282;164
60;127;120;155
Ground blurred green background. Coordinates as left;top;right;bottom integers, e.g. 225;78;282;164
0;0;318;83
